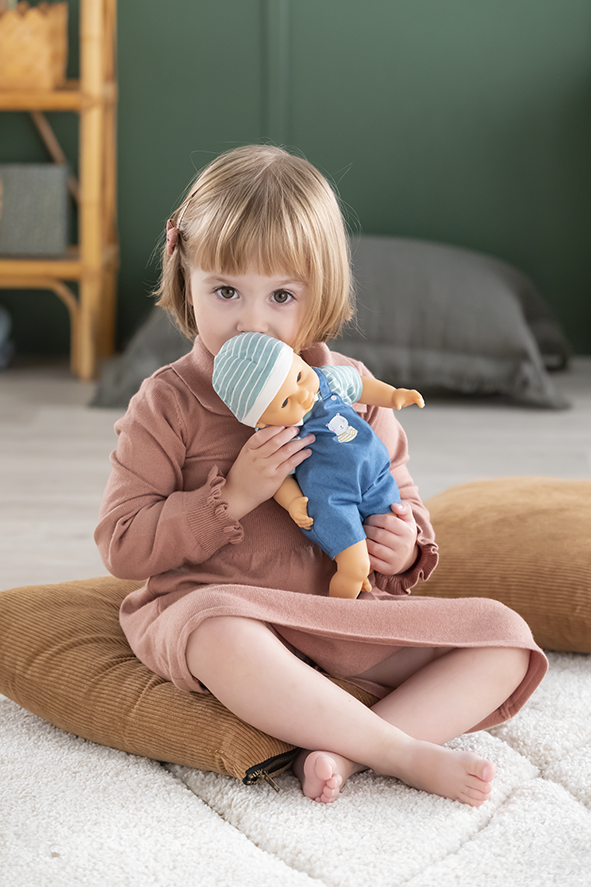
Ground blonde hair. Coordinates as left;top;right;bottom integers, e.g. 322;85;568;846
156;145;354;351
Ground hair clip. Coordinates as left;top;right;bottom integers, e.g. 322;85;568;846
166;218;180;256
166;195;192;256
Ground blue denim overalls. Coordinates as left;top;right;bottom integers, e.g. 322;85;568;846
295;368;401;560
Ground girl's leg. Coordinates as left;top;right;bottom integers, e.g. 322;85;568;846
296;644;530;802
186;617;528;805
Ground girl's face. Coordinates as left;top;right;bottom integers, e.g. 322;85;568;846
190;266;310;356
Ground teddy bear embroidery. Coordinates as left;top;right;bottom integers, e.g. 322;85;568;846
326;413;358;443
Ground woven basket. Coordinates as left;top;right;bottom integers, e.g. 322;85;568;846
0;2;68;91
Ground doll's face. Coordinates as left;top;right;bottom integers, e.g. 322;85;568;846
258;353;319;427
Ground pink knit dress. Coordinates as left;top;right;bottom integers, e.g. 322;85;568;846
95;337;547;731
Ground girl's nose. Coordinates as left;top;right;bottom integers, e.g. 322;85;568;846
236;312;268;334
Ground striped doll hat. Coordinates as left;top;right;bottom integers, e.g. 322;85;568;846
212;332;294;427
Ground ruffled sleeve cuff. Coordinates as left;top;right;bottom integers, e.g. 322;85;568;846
374;530;439;596
182;467;244;559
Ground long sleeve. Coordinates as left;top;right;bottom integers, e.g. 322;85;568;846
94;376;243;580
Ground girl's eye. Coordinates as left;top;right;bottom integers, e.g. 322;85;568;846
217;286;237;300
281;398;289;408
272;289;292;304
297;372;302;382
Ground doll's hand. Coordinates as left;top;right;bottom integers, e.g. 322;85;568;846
363;503;419;576
391;388;425;410
288;496;313;529
224;425;314;520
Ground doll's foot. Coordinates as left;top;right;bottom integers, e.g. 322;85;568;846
331;541;371;598
328;574;363;599
293;750;351;803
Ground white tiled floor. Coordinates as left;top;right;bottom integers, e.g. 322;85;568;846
1;356;590;592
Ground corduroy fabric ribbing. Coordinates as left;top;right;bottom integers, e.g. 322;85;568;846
419;477;591;653
0;576;378;779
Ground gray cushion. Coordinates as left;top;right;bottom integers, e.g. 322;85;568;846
92;308;191;408
333;236;569;409
93;237;570;410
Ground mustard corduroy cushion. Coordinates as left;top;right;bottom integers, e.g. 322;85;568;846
0;575;377;781
421;477;591;653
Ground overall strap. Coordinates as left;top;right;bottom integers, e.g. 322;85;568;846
313;367;331;399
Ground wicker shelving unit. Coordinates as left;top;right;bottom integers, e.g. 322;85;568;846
0;0;118;380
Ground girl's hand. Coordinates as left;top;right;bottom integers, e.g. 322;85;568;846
363;502;419;576
224;426;314;520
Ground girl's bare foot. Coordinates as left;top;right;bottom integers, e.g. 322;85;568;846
396;739;495;807
293;750;350;804
293;740;495;807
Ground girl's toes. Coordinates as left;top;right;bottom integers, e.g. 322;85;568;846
466;773;493;794
318;774;342;803
301;752;346;804
460;793;487;807
464;786;491;803
326;775;342;794
474;760;495;782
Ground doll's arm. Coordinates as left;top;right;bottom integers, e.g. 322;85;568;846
273;476;314;529
358;376;424;411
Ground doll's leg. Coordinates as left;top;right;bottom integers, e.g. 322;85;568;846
186;617;498;807
330;540;372;598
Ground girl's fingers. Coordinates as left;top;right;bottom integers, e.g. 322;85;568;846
390;502;415;523
247;424;293;449
283;447;313;472
273;435;314;468
365;518;414;544
250;426;314;457
368;555;393;574
366;538;395;565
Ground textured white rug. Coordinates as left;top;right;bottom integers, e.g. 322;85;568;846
2;652;591;887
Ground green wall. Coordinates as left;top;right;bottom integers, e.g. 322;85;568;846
1;0;590;355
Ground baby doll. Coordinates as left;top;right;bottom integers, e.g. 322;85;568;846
213;332;424;599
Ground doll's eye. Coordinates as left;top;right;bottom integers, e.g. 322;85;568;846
273;290;292;304
217;286;237;299
281;398;289;408
297;372;302;382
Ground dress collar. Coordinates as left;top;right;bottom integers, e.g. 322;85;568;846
169;337;336;417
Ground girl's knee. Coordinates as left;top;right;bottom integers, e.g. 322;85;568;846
186;616;275;675
189;615;259;650
476;645;531;688
187;616;241;674
505;646;531;681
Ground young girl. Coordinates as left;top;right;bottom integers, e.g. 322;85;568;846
95;145;547;807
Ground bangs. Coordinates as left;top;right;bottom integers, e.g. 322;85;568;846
185;190;315;286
